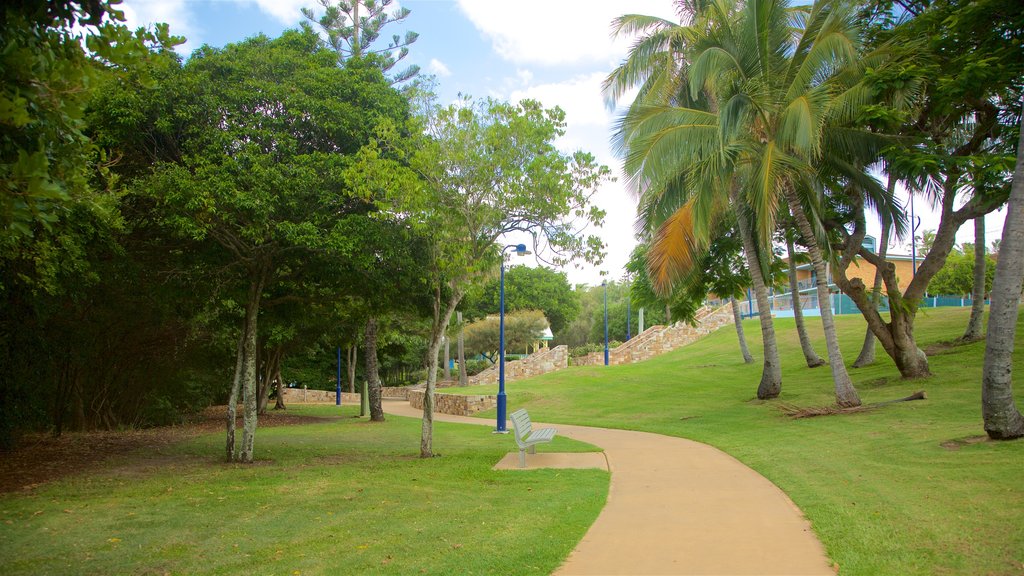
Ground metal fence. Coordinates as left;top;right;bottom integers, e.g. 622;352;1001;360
734;292;982;318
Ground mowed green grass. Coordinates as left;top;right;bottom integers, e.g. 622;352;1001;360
458;307;1024;576
0;406;607;576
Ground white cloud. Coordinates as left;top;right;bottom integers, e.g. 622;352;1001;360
509;72;611;130
456;0;679;66
429;58;452;77
240;0;312;25
120;0;200;54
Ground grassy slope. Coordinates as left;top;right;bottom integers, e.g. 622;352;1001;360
0;406;607;576
461;307;1024;575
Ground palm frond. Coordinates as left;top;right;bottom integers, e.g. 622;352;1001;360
647;202;713;296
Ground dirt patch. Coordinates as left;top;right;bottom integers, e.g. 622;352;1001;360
924;340;972;356
0;406;338;494
940;435;990;450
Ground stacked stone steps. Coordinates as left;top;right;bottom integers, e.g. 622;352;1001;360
574;304;733;366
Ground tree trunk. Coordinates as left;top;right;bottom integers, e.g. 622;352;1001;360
226;324;245;462
784;186;861;407
443;336;450;380
731;191;783;398
257;345;281;415
854;209;891;368
365;316;384;422
457;311;468;387
273;364;286;410
347;344;357;394
421;285;462;458
981;114;1024;440
731;297;754;364
239;271;265;463
787;236;825;368
963;215;987;341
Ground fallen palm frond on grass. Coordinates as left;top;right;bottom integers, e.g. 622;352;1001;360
778;391;928;419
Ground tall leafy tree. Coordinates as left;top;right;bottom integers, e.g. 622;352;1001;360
386;97;610;457
1;1;180;445
836;0;1023;377
101;29;408;462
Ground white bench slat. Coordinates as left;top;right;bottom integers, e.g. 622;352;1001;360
509;408;556;468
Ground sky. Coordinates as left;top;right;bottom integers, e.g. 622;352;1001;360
118;0;1007;287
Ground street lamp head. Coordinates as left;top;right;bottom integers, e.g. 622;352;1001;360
515;244;530;256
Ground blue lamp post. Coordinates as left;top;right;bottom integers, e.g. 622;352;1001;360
497;243;531;433
603;280;609;366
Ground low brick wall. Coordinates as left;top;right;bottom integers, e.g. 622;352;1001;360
281;385;411;404
407;389;496;416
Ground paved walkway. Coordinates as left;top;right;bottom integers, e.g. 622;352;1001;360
382;400;833;576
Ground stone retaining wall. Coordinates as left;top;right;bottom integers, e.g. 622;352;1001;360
574;304;733;366
281;385;411;404
407;390;496;416
467;345;569;386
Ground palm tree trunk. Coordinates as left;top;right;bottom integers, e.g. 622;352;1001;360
982;115;1024;440
731;297;754;364
365;316;384;422
786;236;824;367
784;187;860;407
731;190;782;398
854;212;890;367
963;215;986;341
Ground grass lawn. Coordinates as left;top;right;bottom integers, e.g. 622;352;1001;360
456;307;1024;576
0;406;607;575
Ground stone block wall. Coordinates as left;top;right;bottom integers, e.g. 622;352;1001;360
407;390;496;416
572;304;733;367
468;345;569;386
281;385;411;404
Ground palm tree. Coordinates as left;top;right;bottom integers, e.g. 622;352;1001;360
607;1;784;398
981;112;1024;440
612;0;901;407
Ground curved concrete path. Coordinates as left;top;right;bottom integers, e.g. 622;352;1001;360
382;400;833;575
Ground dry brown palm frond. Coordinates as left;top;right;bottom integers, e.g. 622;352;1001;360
647;202;703;296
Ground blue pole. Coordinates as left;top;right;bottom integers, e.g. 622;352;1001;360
336;346;341;406
747;287;753;319
497;255;507;432
603;281;609;366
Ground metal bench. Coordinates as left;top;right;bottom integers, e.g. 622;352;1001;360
509;408;556;468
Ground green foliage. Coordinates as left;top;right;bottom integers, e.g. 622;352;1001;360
0;1;178;251
460;265;581;333
927;249;995;297
462;310;549;360
405;96;610;290
302;0;420;83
